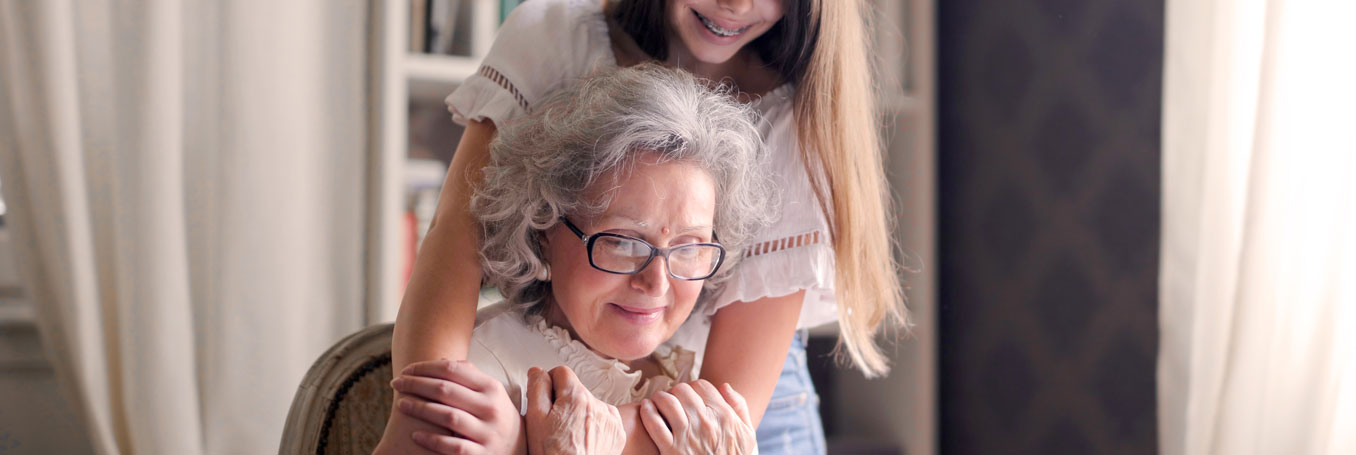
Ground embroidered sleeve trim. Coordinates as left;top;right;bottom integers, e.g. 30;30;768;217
742;230;823;258
478;65;530;111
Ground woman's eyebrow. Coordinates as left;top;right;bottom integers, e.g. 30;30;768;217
675;224;714;234
598;216;711;235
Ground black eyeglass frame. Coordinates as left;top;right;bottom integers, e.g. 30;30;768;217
557;216;726;281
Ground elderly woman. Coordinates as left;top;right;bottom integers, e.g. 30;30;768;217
376;64;773;454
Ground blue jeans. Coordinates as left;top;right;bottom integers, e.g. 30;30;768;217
756;331;827;455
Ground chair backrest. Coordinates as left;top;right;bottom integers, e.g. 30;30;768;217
280;323;394;455
280;301;512;454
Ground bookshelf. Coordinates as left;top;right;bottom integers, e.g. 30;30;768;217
369;0;502;325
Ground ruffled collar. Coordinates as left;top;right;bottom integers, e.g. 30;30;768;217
530;317;695;405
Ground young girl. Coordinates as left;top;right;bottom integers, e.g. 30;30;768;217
379;1;907;453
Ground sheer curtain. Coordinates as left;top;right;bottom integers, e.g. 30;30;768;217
0;1;367;453
1159;0;1355;453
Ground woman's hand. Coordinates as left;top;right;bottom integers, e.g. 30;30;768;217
524;366;626;455
391;359;526;455
639;380;757;455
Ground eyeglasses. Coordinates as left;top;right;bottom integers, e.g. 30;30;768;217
558;217;726;281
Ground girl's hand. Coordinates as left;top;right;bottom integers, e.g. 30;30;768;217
639;380;757;455
524;366;625;455
392;359;526;455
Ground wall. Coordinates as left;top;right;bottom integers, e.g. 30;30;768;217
937;0;1163;453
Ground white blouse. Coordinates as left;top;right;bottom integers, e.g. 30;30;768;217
446;0;838;330
467;305;697;413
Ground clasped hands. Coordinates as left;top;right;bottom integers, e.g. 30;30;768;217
388;359;757;454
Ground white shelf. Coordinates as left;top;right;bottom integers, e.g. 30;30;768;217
370;0;502;324
0;305;36;327
406;53;481;102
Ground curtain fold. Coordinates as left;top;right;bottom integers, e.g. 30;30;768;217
1159;0;1355;453
0;1;368;453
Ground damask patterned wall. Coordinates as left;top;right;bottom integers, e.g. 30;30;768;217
937;0;1163;453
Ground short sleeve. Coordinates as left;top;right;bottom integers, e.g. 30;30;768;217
445;0;612;127
703;92;840;330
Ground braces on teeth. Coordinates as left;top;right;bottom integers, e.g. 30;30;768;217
696;12;748;37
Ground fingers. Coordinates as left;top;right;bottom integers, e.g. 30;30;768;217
720;383;753;426
402;359;502;394
692;380;734;414
411;431;483;455
639;398;676;451
648;390;689;434
671;382;724;440
666;382;707;420
392;375;495;418
397;397;494;443
525;367;554;421
547;365;586;400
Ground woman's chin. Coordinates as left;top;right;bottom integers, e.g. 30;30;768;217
598;338;663;362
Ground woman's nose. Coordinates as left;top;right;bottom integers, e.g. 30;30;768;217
631;257;671;296
717;0;753;16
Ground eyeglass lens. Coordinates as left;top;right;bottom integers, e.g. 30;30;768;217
591;235;721;279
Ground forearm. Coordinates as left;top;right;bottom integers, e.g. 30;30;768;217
391;225;483;368
381;120;498;453
699;291;804;426
391;118;496;370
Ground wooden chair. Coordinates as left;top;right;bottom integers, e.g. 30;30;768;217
280;302;510;454
280;322;395;455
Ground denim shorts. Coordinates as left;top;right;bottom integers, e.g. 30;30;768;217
756;330;827;455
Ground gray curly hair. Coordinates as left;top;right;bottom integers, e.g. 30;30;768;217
471;63;774;311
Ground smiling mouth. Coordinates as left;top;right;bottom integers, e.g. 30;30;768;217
694;10;750;38
610;303;664;324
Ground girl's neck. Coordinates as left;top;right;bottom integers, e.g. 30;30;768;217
664;44;744;82
664;43;782;97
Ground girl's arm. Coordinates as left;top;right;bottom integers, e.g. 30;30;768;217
375;119;498;455
699;291;804;426
392;119;496;384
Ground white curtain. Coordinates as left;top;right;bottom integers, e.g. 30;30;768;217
1159;0;1356;453
0;1;367;453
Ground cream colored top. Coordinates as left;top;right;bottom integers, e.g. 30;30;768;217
467;305;697;414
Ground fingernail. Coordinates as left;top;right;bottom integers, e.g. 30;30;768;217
412;431;430;443
642;399;653;409
398;399;414;411
390;378;403;388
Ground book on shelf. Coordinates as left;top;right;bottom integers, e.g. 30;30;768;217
427;0;462;54
409;0;427;52
500;0;525;24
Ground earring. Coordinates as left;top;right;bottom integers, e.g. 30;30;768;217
536;263;551;282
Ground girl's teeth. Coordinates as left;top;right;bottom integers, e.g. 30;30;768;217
696;12;748;37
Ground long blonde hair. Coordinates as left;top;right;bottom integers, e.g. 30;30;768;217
794;0;908;377
610;0;909;377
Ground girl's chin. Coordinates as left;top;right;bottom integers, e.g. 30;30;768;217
684;41;742;64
